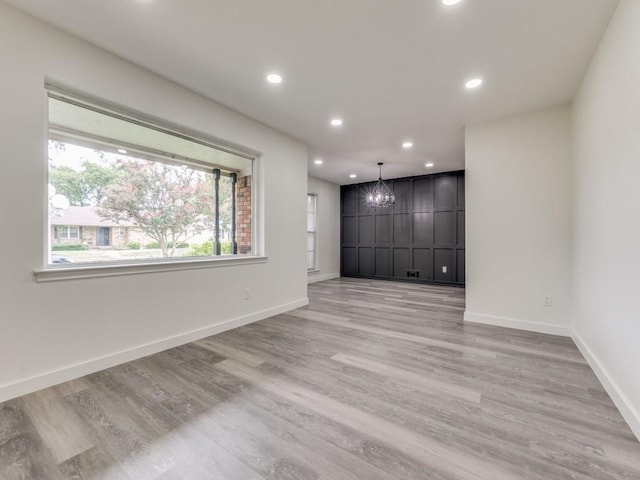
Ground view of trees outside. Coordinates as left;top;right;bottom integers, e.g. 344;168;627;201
49;141;235;262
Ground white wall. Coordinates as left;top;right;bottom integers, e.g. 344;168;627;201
465;105;573;336
0;3;308;402
571;0;640;438
307;176;341;283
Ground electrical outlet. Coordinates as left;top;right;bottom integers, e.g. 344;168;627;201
442;266;447;273
544;295;552;307
244;288;250;300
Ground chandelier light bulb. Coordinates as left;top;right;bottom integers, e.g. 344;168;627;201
366;162;395;208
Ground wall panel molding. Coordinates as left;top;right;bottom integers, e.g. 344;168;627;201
341;171;464;285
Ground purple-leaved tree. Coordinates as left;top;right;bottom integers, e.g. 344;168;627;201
99;159;215;257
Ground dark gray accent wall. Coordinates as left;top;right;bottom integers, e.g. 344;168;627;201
341;171;465;285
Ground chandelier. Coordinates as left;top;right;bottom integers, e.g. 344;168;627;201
366;162;395;208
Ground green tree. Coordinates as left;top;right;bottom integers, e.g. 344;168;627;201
99;159;216;257
82;162;120;205
49;165;85;206
49;161;119;207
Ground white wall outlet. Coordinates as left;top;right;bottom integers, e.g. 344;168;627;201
544;295;552;307
442;266;448;273
244;288;250;300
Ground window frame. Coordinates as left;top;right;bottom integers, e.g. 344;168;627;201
37;84;264;282
307;192;318;272
56;225;79;239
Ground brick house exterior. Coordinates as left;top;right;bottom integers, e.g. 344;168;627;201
237;175;252;254
50;207;153;248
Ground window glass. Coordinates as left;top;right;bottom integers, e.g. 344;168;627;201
307;193;317;270
47;92;254;265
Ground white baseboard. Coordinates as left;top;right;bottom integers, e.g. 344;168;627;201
464;311;572;337
572;333;640;441
464;311;639;441
0;298;309;404
307;272;340;284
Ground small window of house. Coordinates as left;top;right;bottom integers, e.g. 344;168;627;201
47;87;255;266
55;226;79;239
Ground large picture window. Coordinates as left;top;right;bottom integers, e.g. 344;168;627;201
46;88;255;266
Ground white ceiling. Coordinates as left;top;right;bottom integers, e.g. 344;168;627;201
5;0;618;184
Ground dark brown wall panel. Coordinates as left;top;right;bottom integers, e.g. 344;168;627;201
393;248;410;278
393;214;410;244
342;187;358;214
375;247;391;277
413;178;432;212
340;171;464;285
342;216;357;243
342;247;357;274
434;249;454;283
358;248;373;276
435;176;456;209
413;212;433;244
413;248;433;281
434;211;455;245
393;180;410;213
358;216;374;244
375;215;392;244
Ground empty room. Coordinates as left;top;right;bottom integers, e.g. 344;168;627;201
0;0;639;479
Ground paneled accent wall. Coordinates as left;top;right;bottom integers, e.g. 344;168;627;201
341;171;465;285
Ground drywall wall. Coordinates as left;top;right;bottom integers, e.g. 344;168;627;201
307;176;340;283
0;3;308;401
572;0;640;438
464;105;573;335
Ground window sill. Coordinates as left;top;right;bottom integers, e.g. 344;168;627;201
34;255;268;282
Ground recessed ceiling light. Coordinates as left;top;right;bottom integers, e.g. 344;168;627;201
117;149;127;154
442;0;463;5
425;163;435;168
402;141;413;150
314;159;323;165
266;73;283;84
465;78;483;89
331;118;343;127
349;174;357;179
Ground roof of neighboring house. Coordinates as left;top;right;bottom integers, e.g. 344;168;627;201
50;206;135;227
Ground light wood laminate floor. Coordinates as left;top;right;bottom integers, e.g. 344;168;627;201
1;278;639;479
